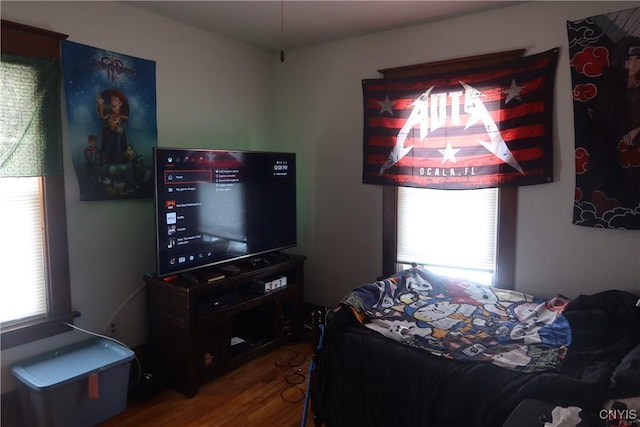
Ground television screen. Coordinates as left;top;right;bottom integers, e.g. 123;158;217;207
153;147;297;277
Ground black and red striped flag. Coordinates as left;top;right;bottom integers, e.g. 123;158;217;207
362;48;559;189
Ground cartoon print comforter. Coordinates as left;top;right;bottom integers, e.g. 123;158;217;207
341;267;572;372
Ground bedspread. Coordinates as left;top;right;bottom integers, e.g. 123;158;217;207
313;274;640;427
341;267;572;372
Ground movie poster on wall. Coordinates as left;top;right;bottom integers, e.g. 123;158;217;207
62;40;157;201
567;7;640;229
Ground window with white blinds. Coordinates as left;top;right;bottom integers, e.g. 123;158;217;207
1;20;75;349
0;177;47;323
397;186;498;285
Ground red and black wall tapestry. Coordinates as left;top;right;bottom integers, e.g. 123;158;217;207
567;7;640;229
362;48;558;190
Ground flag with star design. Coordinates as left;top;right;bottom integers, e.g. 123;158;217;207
362;48;559;189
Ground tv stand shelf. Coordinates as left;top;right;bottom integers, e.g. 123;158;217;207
144;254;306;397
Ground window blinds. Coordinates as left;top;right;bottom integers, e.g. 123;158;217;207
0;177;47;323
397;186;498;277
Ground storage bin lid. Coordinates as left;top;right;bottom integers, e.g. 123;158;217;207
10;338;135;390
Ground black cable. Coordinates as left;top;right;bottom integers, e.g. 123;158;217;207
275;346;309;403
275;345;306;368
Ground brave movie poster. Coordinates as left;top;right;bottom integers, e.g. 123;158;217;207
62;40;156;201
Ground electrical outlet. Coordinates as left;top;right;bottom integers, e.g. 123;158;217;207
109;322;117;336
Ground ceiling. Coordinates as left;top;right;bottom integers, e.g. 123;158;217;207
124;1;523;53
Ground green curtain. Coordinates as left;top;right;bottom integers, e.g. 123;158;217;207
0;53;63;177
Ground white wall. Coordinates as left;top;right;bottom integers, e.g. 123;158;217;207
1;0;639;394
0;1;275;393
272;0;640;306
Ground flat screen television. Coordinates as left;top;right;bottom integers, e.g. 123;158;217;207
153;147;297;278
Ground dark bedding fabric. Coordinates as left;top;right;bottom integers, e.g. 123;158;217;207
313;289;640;427
562;290;640;398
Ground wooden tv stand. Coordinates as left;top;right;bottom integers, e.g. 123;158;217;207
144;254;306;397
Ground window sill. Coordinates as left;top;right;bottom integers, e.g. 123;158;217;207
1;311;80;349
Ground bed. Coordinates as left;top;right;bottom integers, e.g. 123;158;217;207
309;267;640;427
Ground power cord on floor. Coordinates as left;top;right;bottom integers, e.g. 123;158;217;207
275;345;309;404
63;321;142;385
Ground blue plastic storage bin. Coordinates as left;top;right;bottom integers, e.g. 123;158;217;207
10;337;135;427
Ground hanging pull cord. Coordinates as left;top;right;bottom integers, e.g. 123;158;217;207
280;0;285;63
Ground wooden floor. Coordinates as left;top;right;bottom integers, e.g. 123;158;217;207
99;340;316;427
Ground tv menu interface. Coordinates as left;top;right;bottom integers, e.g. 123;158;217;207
154;148;296;277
